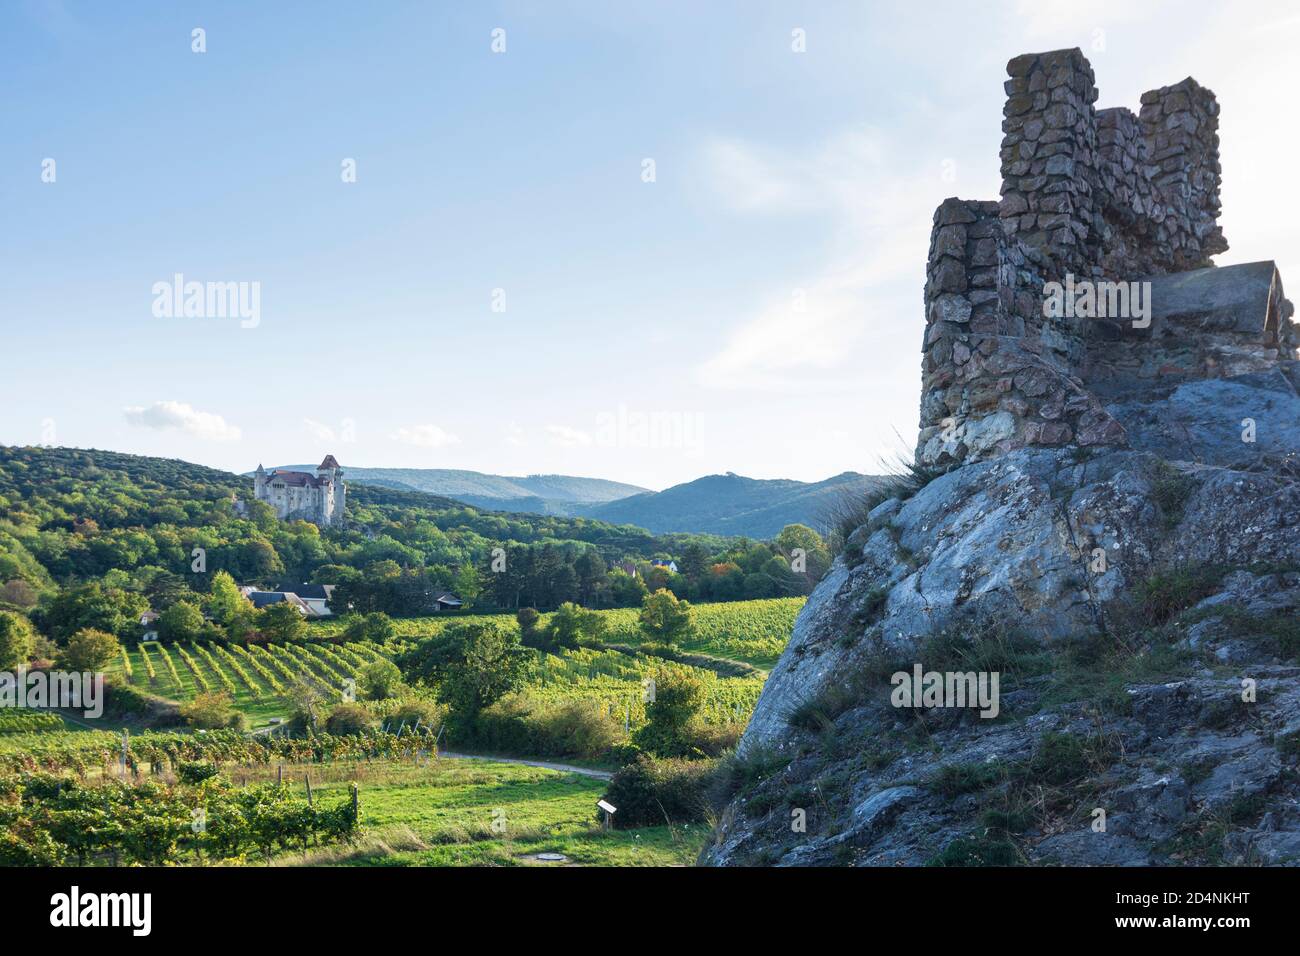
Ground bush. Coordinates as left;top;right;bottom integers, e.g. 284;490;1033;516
1137;566;1222;626
324;702;378;736
600;755;714;829
178;691;238;729
58;628;120;672
176;761;219;785
534;700;622;758
546;602;607;650
0;611;34;670
634;669;706;757
358;659;403;700
927;835;1020;867
452;695;625;760
386;698;443;733
340;612;395;644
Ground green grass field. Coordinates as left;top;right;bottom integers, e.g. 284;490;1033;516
264;759;706;866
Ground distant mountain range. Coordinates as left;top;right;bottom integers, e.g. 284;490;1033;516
266;464;883;539
575;471;885;538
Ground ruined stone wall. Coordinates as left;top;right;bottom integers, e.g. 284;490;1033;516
917;48;1239;467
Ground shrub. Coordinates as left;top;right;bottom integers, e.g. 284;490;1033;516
634;669;705;757
58;628;121;672
341;612;395;644
358;659;404;700
534;700;623;758
1136;566;1221;626
0;611;35;670
928;835;1020;867
176;761;219;785
179;691;239;729
387;699;443;733
600;755;714;829
325;702;378;736
1150;461;1196;529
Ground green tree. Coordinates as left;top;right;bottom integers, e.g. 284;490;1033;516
546;601;607;650
39;583;147;641
396;620;531;719
205;570;251;626
0;611;35;669
259;602;305;643
358;659;403;700
157;600;205;643
58;628;120;672
634;669;706;757
775;523;831;583
638;589;694;648
340;612;394;644
515;607;543;649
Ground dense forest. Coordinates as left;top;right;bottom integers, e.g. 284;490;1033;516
0;446;830;643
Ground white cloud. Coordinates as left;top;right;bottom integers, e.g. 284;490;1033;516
545;424;593;448
123;401;242;442
389;424;461;448
697;127;939;389
303;418;335;441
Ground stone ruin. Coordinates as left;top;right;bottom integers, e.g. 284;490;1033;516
917;48;1298;467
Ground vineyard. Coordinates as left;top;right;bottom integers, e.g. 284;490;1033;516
99;598;802;732
113;639;401;726
306;597;805;670
0;597;801;868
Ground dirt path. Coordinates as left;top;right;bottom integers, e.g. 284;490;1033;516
438;750;613;780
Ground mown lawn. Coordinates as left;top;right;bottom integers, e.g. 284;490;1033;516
261;758;707;867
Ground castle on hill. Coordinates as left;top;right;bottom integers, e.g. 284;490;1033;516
253;455;346;526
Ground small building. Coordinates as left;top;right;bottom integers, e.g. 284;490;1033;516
651;559;679;574
292;583;337;617
433;592;463;612
245;590;315;616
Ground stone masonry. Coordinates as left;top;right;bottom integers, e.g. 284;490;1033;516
917;49;1295;467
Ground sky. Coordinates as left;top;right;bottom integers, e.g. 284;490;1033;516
3;0;1297;490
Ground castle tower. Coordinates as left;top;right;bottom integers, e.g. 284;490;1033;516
315;454;344;525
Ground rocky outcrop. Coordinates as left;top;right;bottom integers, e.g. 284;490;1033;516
704;49;1300;868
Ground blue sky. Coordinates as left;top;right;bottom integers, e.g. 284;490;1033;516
3;0;1296;489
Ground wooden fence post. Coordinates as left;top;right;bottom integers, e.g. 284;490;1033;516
304;773;313;806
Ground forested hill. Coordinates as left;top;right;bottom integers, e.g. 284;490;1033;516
577;471;887;538
0;446;836;624
0;446;723;589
